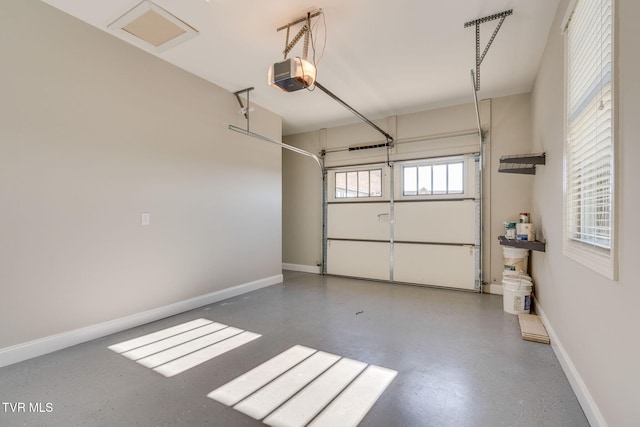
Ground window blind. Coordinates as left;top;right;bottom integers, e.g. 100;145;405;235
566;0;613;251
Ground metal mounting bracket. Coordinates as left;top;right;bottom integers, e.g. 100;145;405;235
277;11;321;60
233;87;254;129
464;9;512;91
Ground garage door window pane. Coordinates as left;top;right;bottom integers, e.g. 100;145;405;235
335;172;347;197
432;164;447;194
403;167;417;195
370;169;382;196
403;160;465;196
448;162;463;194
335;169;383;199
358;171;370;197
418;166;432;194
346;172;358;197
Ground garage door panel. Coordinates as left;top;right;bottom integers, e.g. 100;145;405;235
327;240;389;281
394;200;475;244
394;244;475;290
328;203;389;241
326;155;478;291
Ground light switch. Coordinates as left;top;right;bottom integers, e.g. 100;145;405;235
141;212;150;226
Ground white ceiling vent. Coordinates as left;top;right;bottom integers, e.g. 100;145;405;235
108;0;198;52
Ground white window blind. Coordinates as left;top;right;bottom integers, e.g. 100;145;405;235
565;0;616;278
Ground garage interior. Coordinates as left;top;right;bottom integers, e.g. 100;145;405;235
1;1;638;426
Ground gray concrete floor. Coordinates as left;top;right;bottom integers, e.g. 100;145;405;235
0;271;589;426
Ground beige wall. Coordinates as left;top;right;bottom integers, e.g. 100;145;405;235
0;1;282;349
282;132;324;268
530;0;640;425
488;94;534;284
283;94;533;288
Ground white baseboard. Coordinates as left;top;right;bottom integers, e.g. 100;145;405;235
533;297;608;427
0;274;283;369
484;283;504;295
282;263;321;274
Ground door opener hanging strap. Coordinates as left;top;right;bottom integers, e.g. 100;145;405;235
464;9;512;91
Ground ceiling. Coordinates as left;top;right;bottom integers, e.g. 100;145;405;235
40;0;559;136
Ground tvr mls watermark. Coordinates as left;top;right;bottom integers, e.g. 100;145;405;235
2;402;53;413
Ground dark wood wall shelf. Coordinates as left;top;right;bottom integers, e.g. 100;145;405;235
499;235;546;252
498;152;546;174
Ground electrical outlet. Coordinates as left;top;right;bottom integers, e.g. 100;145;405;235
141;212;150;226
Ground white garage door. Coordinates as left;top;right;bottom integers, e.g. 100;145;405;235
326;156;479;290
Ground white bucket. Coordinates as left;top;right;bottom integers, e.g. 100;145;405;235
503;246;529;274
502;272;531;285
502;278;533;314
502;270;531;279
